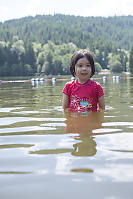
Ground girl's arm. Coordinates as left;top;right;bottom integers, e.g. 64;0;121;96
98;95;105;111
62;93;69;110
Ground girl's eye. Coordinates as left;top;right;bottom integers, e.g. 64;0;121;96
77;64;91;67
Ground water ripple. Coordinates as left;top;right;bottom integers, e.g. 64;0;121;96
0;117;66;126
0;126;56;133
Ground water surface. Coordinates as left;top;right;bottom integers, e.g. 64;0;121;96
0;76;133;199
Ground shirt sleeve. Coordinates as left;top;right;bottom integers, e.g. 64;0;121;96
96;83;104;98
62;82;70;96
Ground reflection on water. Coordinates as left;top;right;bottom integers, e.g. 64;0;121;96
65;111;104;134
71;136;96;157
0;76;133;199
71;168;93;173
64;111;104;157
0;144;33;149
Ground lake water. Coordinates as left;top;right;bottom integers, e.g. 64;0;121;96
0;75;133;199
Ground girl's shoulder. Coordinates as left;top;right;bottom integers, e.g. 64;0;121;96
62;80;76;95
90;79;102;87
91;80;104;96
65;80;76;87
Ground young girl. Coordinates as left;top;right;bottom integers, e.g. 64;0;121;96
62;49;105;112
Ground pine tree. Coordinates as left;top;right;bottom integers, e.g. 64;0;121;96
25;43;37;74
129;46;133;74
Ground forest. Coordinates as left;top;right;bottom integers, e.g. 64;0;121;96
0;14;133;76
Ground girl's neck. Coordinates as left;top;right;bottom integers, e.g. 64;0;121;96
77;78;90;84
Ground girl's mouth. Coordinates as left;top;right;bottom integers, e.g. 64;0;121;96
81;73;88;76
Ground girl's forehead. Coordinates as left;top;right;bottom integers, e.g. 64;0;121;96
76;56;90;64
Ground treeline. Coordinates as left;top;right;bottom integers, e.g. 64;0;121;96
0;14;133;76
1;14;133;50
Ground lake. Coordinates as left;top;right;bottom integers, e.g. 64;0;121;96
0;75;133;199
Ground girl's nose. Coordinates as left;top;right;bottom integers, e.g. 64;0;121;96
82;65;87;70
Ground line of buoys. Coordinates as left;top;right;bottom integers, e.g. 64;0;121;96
31;77;45;86
31;78;45;82
31;77;57;86
0;75;122;85
102;75;120;83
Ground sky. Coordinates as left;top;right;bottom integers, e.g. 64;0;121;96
0;0;133;22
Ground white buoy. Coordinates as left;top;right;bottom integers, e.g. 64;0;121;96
71;77;75;81
113;76;116;79
35;78;40;81
40;78;45;82
113;76;116;82
31;78;36;86
52;78;56;84
102;76;107;83
31;78;35;81
116;76;120;82
116;76;120;80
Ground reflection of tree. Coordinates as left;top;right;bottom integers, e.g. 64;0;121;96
64;111;104;157
105;78;130;110
31;81;63;110
127;79;133;101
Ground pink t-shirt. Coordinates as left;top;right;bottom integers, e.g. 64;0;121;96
62;79;104;112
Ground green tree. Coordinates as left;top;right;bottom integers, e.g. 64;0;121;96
95;62;102;73
110;60;123;73
129;46;133;74
37;52;45;70
0;62;9;76
41;61;50;75
108;53;123;73
25;43;37;74
24;64;33;76
53;57;63;75
0;46;6;67
45;51;54;74
61;54;72;75
11;39;25;58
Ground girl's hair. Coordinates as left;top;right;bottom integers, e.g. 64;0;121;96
70;49;95;77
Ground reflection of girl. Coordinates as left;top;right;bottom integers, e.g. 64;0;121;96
65;112;104;157
65;111;104;135
62;49;105;112
72;136;97;157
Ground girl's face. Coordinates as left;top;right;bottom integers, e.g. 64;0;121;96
75;57;92;83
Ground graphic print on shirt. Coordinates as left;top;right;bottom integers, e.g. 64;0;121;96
71;95;93;111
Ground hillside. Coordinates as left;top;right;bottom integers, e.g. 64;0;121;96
0;14;133;76
0;14;133;50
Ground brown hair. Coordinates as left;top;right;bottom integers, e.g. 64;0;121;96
70;49;95;77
